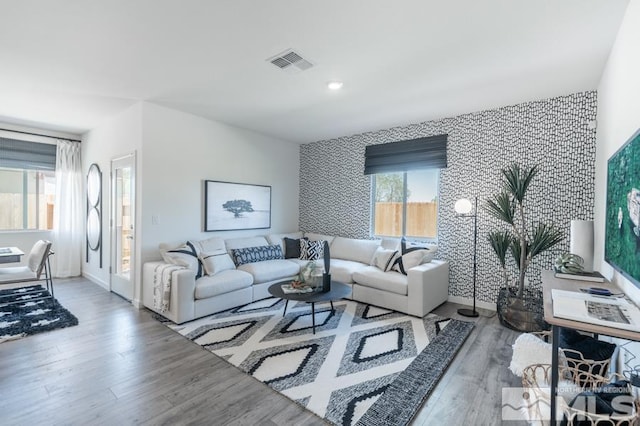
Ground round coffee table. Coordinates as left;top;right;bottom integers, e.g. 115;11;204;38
268;280;351;334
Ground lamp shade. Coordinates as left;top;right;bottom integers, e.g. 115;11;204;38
570;220;594;272
455;198;473;214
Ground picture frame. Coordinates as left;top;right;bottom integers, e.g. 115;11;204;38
204;180;271;231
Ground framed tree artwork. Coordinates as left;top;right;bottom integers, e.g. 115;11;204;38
204;180;272;231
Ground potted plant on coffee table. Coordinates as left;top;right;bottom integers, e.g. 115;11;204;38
485;163;563;332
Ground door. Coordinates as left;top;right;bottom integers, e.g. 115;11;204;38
110;153;135;301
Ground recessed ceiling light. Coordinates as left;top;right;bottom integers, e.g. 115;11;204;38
327;81;343;90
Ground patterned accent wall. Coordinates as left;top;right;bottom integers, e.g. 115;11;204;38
300;92;597;303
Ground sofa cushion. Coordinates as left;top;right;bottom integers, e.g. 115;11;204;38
231;245;284;266
370;247;400;272
197;237;226;254
328;259;369;283
266;232;304;252
160;241;204;279
200;251;236;275
195;269;253;299
402;240;438;255
353;266;408;296
237;259;300;284
300;239;325;260
391;248;436;275
331;236;380;264
225;236;270;254
304;232;335;245
380;238;401;251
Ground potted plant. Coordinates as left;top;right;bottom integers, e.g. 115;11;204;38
485;163;564;332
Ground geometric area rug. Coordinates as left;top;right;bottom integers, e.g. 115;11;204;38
0;285;79;344
159;298;474;426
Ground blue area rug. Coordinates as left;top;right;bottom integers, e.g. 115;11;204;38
0;285;78;343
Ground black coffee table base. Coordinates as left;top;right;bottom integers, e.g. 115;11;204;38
268;281;351;335
282;300;336;334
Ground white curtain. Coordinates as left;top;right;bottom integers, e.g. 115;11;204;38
53;140;83;277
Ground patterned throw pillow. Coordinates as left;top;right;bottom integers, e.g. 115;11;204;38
371;248;399;272
231;245;284;266
300;239;324;260
163;241;204;279
391;249;433;275
200;251;236;275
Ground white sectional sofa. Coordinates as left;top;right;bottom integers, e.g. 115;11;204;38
142;231;449;323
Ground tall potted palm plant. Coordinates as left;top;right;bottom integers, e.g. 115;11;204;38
485;163;563;331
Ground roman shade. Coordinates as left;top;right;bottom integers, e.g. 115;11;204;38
0;137;57;171
364;134;447;175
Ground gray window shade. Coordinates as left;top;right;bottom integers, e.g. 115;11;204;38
364;134;447;175
0;137;57;171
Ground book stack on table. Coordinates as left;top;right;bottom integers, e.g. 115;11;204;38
553;268;606;283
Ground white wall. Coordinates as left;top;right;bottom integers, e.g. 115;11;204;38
140;103;300;267
81;103;143;289
80;102;299;307
594;0;640;303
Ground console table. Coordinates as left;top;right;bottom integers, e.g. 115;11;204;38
0;247;24;264
541;270;640;424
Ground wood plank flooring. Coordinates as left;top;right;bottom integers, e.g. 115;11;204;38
0;278;523;425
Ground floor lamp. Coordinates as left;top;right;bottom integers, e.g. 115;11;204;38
454;197;479;318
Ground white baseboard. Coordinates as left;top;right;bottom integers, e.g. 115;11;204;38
447;295;496;312
82;271;109;290
131;298;143;309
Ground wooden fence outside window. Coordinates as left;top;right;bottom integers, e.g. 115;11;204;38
374;201;437;238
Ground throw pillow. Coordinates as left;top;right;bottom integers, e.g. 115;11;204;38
200;251;236;275
231;244;284;266
163;241;204;279
371;248;399;272
300;239;324;260
284;237;307;259
391;249;432;275
559;328;617;379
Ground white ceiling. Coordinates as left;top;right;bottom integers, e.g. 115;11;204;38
0;0;629;143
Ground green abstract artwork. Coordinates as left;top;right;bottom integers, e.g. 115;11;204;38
605;129;640;287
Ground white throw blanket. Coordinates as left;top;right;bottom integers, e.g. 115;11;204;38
153;263;185;312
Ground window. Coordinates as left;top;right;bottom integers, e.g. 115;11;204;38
0;138;57;231
372;169;439;239
0;168;56;230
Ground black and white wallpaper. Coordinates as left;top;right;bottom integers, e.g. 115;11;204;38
300;92;597;303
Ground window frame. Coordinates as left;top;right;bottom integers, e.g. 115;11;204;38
370;169;439;242
0;166;55;232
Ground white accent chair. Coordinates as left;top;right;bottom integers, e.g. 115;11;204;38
0;240;55;306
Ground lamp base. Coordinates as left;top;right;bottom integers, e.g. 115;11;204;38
457;308;479;318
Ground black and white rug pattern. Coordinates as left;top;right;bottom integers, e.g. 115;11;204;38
163;298;474;426
0;285;78;343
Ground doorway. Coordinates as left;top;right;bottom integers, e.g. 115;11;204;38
110;153;135;301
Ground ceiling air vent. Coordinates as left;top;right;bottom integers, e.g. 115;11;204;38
267;49;314;73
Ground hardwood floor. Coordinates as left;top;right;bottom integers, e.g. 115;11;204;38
0;277;523;425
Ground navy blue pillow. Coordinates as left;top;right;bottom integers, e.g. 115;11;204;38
559;329;617;382
559;329;616;362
